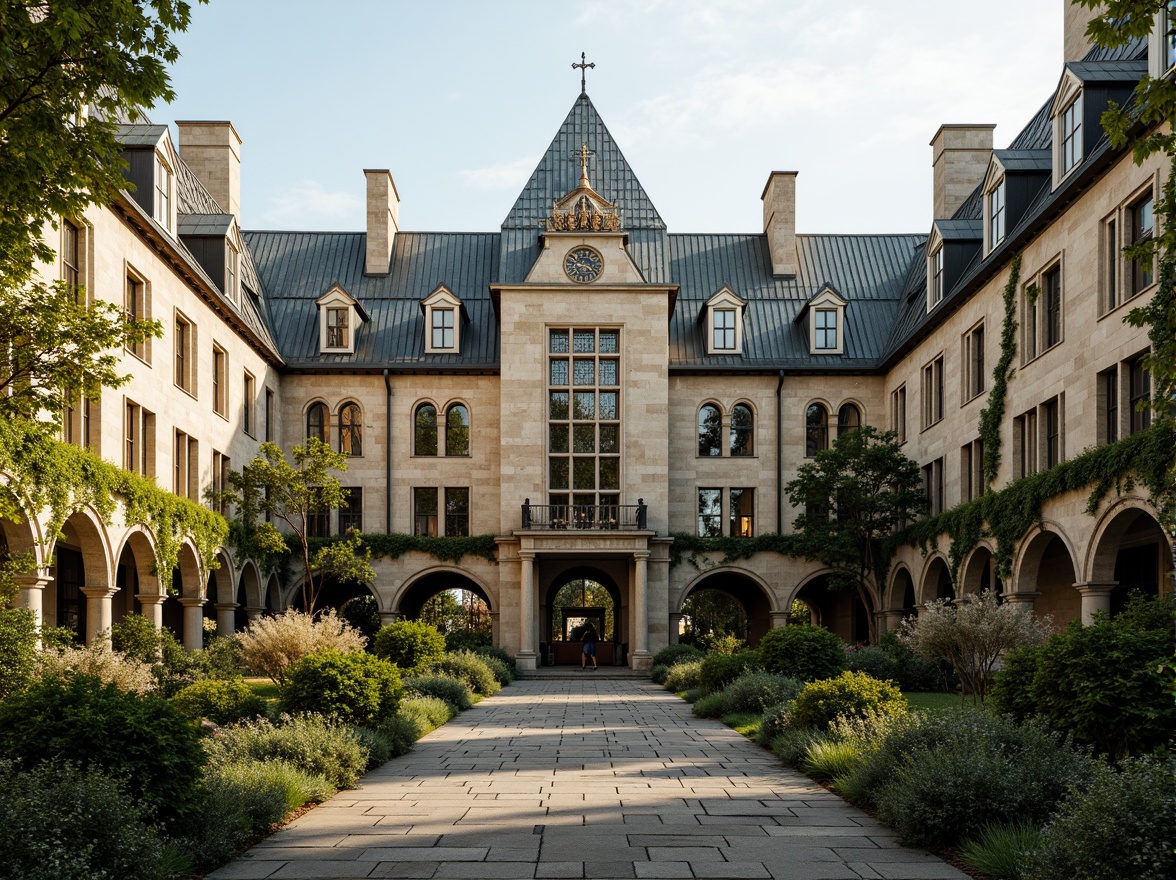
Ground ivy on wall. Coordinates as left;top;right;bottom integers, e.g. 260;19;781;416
0;419;228;590
669;532;806;569
978;254;1022;489
902;423;1176;584
302;533;499;567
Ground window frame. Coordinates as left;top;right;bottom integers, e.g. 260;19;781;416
431;307;456;351
929;246;944;308
729;403;754;456
339;401;362;456
697;487;722;537
243;372;256;438
414;402;438;456
224;240;239;302
711;307;736;351
813;308;838;351
805;402;829;458
921;355;944;429
124;267;150;362
306;401;328;444
1129;192;1155;297
174;310;196;397
729;487;754;538
1060;95;1083;177
338;487;363;535
444;402;470;457
697;403;722;457
987;180;1006;251
154;155;173;233
891;384;907;444
212;343;228;418
962;321;985;402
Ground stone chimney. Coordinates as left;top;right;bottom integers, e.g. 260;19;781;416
176;121;242;220
930;125;995;220
761;171;798;277
1064;0;1098;63
364;169;399;275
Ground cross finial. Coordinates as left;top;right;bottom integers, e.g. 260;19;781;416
572;52;595;95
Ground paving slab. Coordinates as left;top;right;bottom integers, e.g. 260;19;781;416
207;680;967;880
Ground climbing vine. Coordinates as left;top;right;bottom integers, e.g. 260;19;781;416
669;532;806;569
977;254;1021;488
302;533;499;566
0;418;228;590
903;422;1176;584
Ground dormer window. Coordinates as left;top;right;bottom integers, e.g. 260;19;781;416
155;155;173;232
422;284;466;354
797;285;847;356
988;181;1006;248
704;287;746;355
327;308;349;348
224;241;238;303
1060;96;1082;176
316;283;368;355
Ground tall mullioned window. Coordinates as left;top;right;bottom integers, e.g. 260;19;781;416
989;181;1006;248
548;328;621;515
712;309;735;350
1060;96;1082;175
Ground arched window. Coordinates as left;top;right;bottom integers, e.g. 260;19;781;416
805;403;828;457
730;404;753;456
837;403;861;440
698;404;722;456
414;403;437;456
306;402;327;443
339;402;362;456
445;403;470;456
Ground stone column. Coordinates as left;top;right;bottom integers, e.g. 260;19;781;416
630;551;651;669
80;585;117;646
179;597;205;651
244;606;266;623
881;609;906;633
1074;582;1116;624
517;552;537;670
1002;591;1040;610
668;612;683;644
215;603;238;637
490;611;501;647
378;610;399;626
769;610;791;629
136;593;165;630
13;575;50;632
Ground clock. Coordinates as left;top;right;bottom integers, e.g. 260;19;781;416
564;246;604;283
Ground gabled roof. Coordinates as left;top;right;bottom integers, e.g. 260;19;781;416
178;213;234;237
114;124;169;147
1065;59;1148;81
991;150;1052;173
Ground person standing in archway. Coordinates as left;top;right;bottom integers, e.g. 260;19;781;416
581;623;598;670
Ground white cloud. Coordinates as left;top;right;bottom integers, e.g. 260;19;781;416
259;180;361;229
456;157;537;192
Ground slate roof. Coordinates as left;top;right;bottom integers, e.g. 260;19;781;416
241;36;1149;377
178;214;234;237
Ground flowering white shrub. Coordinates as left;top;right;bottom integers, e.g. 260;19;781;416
234;609;365;684
34;642;155;693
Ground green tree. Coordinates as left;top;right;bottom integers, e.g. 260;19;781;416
419;590;464;634
785;426;927;644
0;1;193;429
221;438;374;612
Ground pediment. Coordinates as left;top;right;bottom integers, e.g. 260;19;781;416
316;283;369;321
1050;68;1082;118
705;286;746;310
420;283;469;320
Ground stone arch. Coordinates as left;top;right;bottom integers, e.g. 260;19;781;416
48;507;114;644
205;548;236;635
0;476;45;564
1086;499;1172;613
393;565;493;619
161;539;205;650
959;541;1002;597
791;569;874;644
112;524;159;631
836;400;864;439
676;566;777;647
541;564;623;663
265;572;283;612
886;563;916;611
918;554;953;605
234;559;264;632
1015;525;1080;626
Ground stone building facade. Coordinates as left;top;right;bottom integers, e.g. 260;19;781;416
5;2;1172;666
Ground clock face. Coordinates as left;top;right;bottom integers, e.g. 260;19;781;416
564;246;604;283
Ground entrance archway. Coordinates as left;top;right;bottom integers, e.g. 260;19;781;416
920;556;953;605
395;569;494;642
1088;505;1171;614
678;568;774;647
542;566;622;664
959;545;1002;597
794;573;870;644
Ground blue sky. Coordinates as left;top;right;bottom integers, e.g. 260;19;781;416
159;0;1062;235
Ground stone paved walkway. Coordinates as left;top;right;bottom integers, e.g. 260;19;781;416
208;680;968;880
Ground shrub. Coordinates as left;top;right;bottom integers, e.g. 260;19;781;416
352;725;397;767
649;663;670;684
1029;614;1174;757
0;675;205;833
803;739;862;783
844;645;899;683
868;712;1091;849
770;728;830;769
375;714;422;757
280;649;402;726
445;630;491;652
472;645;516;673
681;687;701;703
400;694;454;732
697;650;761;695
1023;757;1174;880
663;658;703;692
718;671;804;715
0;605;37;699
758;702;794;745
236;609;366;685
432;650;500;696
900;590;1051;701
110;613;162;665
172;678;266;725
185;759;332;866
877;630;947;692
707;633;746;655
476;653;515;686
988;644;1041;722
195;635;243;680
0;760;169;880
790;671;907;730
34;643;155;693
757;625;845;681
692;692;726;718
652;643;704;669
960;822;1042;880
373;619;446;673
405;673;474;712
207;715;369;790
340;595;382;646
